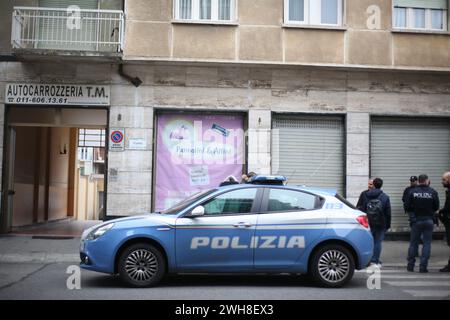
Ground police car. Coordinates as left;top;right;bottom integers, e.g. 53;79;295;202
80;176;373;288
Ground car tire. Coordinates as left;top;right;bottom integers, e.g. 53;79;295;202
118;243;166;287
309;244;355;288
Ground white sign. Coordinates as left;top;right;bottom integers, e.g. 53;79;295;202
109;128;125;152
5;83;110;106
128;138;146;150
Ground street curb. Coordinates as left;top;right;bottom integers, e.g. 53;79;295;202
0;253;79;263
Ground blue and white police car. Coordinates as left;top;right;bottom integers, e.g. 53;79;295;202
80;176;373;288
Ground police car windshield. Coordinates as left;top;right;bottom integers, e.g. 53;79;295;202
161;189;217;215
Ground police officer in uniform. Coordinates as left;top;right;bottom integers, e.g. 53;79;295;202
405;174;440;273
402;176;418;213
439;172;450;272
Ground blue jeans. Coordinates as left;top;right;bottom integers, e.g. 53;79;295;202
371;228;386;264
407;219;434;270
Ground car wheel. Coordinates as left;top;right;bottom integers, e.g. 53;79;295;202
118;243;166;287
309;244;355;288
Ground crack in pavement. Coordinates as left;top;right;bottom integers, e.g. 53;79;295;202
0;263;53;291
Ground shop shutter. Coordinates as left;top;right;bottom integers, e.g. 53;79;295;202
370;117;450;231
272;115;345;196
38;0;99;50
393;0;448;9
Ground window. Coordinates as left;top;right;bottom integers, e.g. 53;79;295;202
393;1;448;31
174;0;236;22
267;189;318;212
202;188;257;215
78;129;105;147
285;0;343;26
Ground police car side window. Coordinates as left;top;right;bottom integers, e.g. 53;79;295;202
267;189;317;212
202;189;257;215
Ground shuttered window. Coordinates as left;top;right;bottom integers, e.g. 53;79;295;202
38;0;99;50
393;0;448;9
393;0;448;30
272;115;345;196
370;118;450;231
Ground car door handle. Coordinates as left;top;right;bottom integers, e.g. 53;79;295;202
233;222;252;228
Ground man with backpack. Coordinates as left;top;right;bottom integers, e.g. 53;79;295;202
405;174;440;273
359;177;391;267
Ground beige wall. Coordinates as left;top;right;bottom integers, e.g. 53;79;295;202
123;0;450;70
48;127;70;221
12;126;37;226
11;126;70;226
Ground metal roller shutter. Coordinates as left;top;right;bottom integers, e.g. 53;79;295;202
38;0;99;51
371;117;450;231
272;115;345;195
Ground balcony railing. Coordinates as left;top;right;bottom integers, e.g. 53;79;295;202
11;6;124;53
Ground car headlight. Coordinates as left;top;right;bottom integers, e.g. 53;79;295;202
86;223;114;240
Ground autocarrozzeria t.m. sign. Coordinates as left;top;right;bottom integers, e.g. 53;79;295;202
5;83;110;106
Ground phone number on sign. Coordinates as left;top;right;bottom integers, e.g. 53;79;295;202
7;97;69;104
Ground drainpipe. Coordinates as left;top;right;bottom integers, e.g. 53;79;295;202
118;64;142;87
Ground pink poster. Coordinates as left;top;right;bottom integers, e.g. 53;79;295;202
154;113;245;211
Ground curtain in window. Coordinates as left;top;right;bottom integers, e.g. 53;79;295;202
218;0;231;20
289;0;304;21
200;0;211;19
431;9;444;29
321;0;338;24
179;0;192;19
413;8;425;27
394;7;407;27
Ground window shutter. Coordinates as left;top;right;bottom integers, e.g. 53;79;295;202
39;0;98;9
393;0;448;9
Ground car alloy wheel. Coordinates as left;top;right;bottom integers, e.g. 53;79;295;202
318;249;350;283
125;249;158;282
310;244;355;288
118;243;165;287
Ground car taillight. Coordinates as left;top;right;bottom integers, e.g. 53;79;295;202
356;215;369;229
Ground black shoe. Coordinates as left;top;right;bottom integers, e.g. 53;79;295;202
407;265;414;272
439;265;450;272
419;269;428;273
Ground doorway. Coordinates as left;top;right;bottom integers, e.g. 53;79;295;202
1;106;108;233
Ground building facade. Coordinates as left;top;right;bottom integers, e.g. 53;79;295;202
0;0;450;233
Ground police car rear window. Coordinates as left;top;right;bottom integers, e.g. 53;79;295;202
335;194;357;210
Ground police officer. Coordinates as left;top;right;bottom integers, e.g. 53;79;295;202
405;174;440;273
439;172;450;272
402;176;418;213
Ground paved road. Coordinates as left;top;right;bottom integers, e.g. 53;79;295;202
0;261;449;300
0;236;449;300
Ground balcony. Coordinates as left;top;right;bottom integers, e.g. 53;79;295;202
11;6;124;58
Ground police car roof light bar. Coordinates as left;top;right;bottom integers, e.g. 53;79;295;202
249;175;287;185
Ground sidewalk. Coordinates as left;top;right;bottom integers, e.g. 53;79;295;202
0;236;448;266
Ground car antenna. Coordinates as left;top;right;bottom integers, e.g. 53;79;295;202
285;169;297;185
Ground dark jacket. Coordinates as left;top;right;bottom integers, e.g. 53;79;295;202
402;186;415;213
405;185;440;219
356;190;370;212
359;188;392;230
439;188;450;222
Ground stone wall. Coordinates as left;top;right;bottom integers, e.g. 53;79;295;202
0;61;449;217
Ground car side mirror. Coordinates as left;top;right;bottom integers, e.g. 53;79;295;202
190;205;205;217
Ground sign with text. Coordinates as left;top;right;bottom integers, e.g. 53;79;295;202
5;83;110;106
154;114;245;211
109;128;125;151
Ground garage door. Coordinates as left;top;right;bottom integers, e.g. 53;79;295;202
371;117;450;231
272;115;345;195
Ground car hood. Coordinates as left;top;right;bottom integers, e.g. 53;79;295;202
108;213;177;229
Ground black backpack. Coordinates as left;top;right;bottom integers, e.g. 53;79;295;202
366;195;385;228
